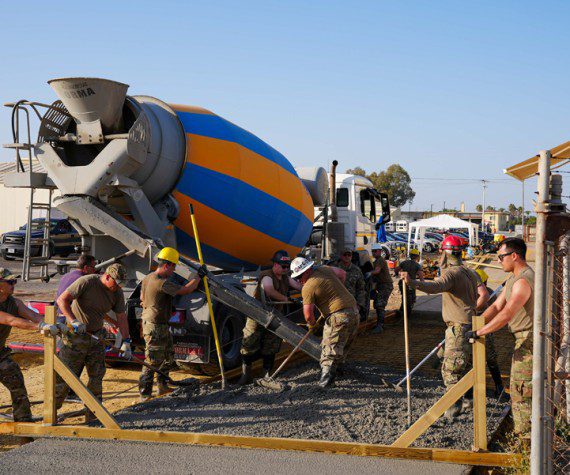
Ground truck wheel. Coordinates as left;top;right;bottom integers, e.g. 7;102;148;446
195;308;245;376
380;247;390;260
424;243;433;253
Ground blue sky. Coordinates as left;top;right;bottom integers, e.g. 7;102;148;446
1;1;568;212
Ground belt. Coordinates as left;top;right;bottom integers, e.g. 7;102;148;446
513;330;532;339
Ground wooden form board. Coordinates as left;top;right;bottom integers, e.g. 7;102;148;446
43;306;56;425
472;315;487;450
0;422;520;468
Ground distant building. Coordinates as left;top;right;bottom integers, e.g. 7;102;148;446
393;207;512;232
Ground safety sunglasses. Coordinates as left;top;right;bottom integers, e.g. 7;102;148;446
342;252;352;256
497;251;514;262
0;279;17;285
280;264;290;270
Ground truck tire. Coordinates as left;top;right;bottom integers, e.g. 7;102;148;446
192;308;245;376
423;242;433;253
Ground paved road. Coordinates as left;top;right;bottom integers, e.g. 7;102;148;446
0;438;470;475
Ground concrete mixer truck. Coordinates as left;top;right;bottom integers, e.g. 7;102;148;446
3;77;390;372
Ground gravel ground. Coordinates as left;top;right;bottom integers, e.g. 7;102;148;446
116;360;507;450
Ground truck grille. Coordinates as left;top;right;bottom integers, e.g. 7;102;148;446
4;236;24;245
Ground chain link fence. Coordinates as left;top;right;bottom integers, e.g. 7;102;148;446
544;235;570;473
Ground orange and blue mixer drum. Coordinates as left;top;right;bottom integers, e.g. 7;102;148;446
171;105;314;271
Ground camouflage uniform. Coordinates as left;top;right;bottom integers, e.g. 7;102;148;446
510;331;533;436
0;295;33;422
320;309;359;368
241;268;289;359
332;261;367;316
371;257;393;327
55;329;107;407
442;323;471;387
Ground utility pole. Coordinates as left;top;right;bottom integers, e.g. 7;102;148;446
430;203;433;216
481;180;488;231
443;200;446;211
521;180;525;230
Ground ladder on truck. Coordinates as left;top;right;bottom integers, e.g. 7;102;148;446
2;101;58;282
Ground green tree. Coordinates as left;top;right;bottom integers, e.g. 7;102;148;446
486;205;495;211
369;164;415;208
475;204;483;212
508;203;518;217
345;167;366;177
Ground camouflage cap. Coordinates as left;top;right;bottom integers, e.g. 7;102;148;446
0;267;20;281
342;247;354;254
105;263;127;285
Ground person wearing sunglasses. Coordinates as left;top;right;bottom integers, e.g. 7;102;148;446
237;250;301;385
0;267;57;421
465;237;534;441
331;248;367;321
55;254;97;324
55;263;131;423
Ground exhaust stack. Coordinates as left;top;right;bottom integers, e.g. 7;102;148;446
48;77;129;143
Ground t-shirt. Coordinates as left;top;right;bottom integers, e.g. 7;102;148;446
504;265;535;333
66;274;126;332
302;266;357;317
0;296;19;349
373;257;393;285
141;272;182;324
56;269;85;322
411;264;479;324
398;260;422;280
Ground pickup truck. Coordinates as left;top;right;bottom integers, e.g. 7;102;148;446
0;218;80;260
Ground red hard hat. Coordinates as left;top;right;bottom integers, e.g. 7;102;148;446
441;235;463;252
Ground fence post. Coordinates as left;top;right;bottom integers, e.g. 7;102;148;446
472;314;487;450
43;306;57;425
530;150;551;474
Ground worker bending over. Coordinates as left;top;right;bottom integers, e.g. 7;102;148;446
465;238;534;440
332;248;368;320
56;263;132;423
0;268;55;421
291;257;359;387
394;248;424;317
370;243;394;333
139;247;204;401
402;235;489;420
238;250;301;385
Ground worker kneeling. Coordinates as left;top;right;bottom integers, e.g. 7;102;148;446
291;257;359;388
139;247;204;401
238;250;301;385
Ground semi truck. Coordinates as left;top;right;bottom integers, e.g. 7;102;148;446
4;77;389;372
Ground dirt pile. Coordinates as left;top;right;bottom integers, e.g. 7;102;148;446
116;361;507;449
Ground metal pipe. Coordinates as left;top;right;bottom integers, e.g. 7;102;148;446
530;150;551;475
329;160;338;222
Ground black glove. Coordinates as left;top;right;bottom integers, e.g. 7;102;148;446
197;264;208;279
465;330;480;344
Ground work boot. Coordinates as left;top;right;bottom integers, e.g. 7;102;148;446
262;355;276;378
157;381;173;396
444;401;462;422
372;324;383;334
489;365;505;398
318;365;337;388
237;363;253;385
461;396;473;412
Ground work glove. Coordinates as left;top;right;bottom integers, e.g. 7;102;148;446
38;322;59;337
197;264;208;279
71;320;86;335
56;322;69;334
120;339;132;360
364;272;372;280
465;330;480;344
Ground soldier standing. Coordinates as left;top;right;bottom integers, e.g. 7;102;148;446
139;247;204;401
394;248;424;317
332;248;368;320
291;257;359;387
370;243;394;333
56;263;132;422
0;268;55;421
466;238;534;439
402;235;488;420
238;250;301;385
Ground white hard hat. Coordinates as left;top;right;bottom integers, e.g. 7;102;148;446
371;243;384;250
290;257;314;278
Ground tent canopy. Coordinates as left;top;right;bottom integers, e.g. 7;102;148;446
407;214;479;259
504;141;570;181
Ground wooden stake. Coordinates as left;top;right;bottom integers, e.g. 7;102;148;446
43;306;57;425
0;422;520;468
392;370;474;448
53;355;120;429
472;315;487;450
402;281;412;427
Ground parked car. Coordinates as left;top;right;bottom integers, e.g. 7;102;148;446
393;232;440;253
0;218;80;260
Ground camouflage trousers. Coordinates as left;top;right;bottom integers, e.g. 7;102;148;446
0;349;32;422
55;329;107;409
320;309;359;368
240;317;282;358
373;283;393;325
442;323;471;389
510;331;533;437
398;279;416;316
436;330;500;374
139;321;174;395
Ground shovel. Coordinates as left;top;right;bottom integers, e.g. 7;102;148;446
256;315;325;391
